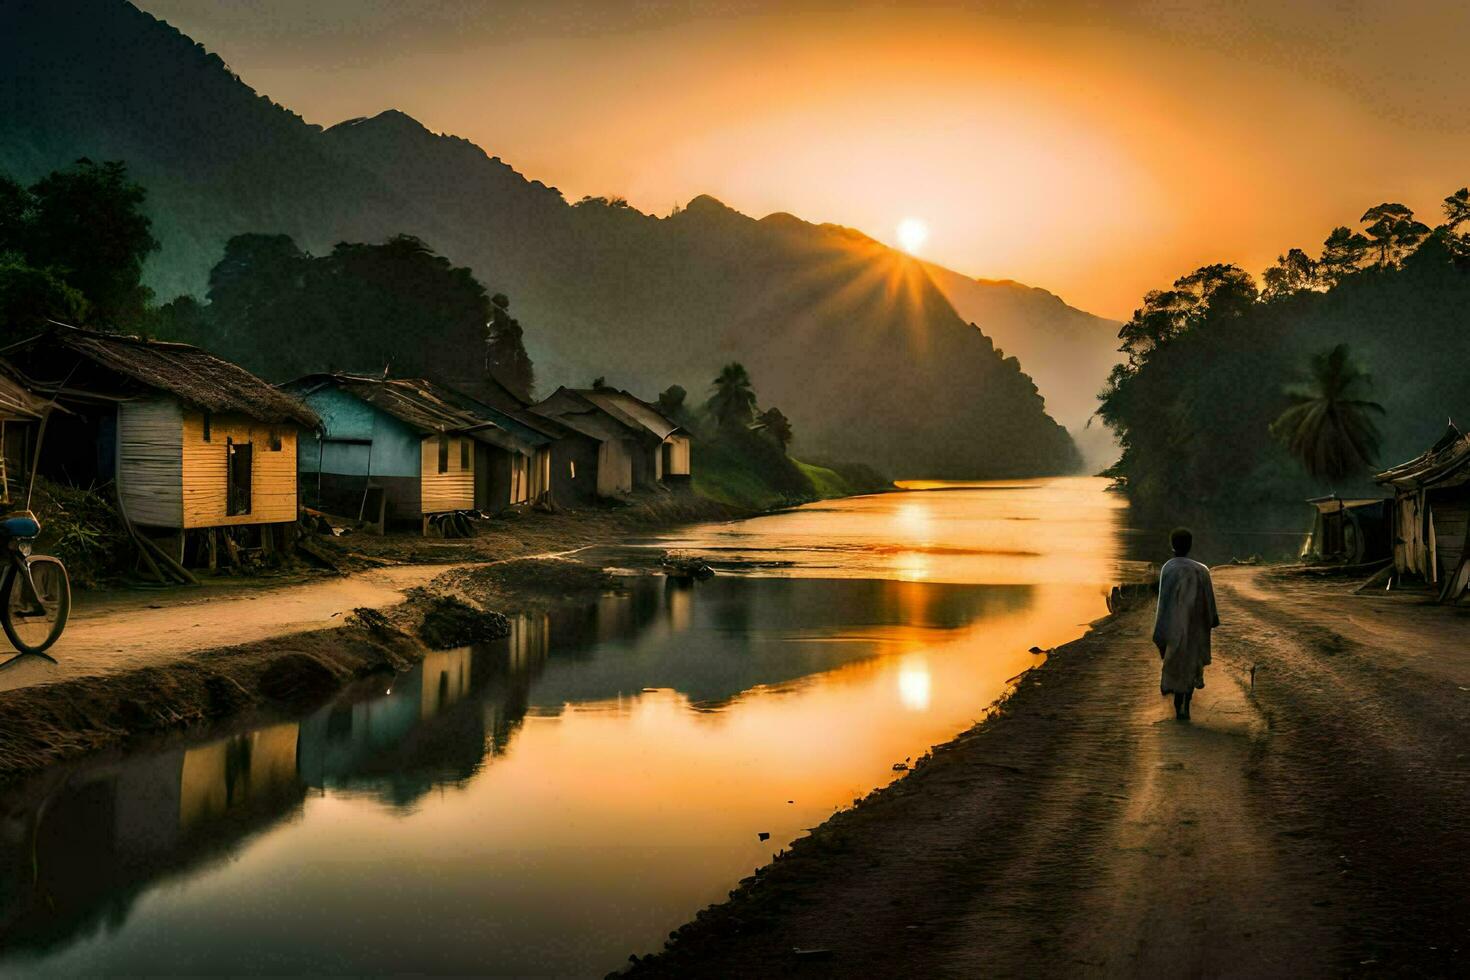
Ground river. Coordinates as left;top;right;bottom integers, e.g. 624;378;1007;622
0;478;1291;975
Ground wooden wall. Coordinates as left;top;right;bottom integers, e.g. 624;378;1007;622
664;434;692;477
118;398;184;527
420;434;474;514
181;409;298;528
596;439;634;497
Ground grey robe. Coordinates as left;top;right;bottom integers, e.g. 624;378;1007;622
1153;557;1220;694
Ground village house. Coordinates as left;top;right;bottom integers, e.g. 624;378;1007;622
1375;422;1470;601
1;324;317;564
0;363;50;505
574;387;692;486
283;374;550;528
1300;494;1391;565
530;387;688;497
441;374;604;507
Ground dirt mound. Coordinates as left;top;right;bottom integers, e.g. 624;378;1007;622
469;558;617;596
257;653;339;707
416;596;511;649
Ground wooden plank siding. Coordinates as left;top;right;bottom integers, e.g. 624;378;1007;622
117;398;184;527
181;409;298;528
420;434;474;514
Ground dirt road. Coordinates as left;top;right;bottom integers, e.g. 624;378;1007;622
0;565;455;694
630;566;1470;977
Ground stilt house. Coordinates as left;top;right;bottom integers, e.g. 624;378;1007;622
0;365;50;505
285;374;550;525
2;325;317;555
1375;422;1470;601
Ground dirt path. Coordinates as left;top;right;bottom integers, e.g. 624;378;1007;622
629;566;1470;977
0;564;458;694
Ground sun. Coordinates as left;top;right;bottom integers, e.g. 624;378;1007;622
896;217;928;255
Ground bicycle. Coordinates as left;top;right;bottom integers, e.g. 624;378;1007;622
0;510;70;656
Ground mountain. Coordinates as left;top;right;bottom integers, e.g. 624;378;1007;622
923;265;1123;471
1;0;1090;478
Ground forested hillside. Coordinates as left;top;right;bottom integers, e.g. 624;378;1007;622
1099;195;1470;523
0;0;1082;478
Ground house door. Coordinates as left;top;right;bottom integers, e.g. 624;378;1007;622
227;439;253;516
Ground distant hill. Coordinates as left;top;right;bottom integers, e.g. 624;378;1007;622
923;265;1123;470
0;0;1096;478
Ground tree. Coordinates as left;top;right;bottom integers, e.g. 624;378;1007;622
1444;187;1470;231
0;260;88;341
708;362;757;431
656;384;690;425
1360;203;1430;267
206;233;308;355
22;160;158;325
756;407;794;450
1261;248;1318;299
1318;226;1369;285
486;292;534;400
1269;344;1385;483
1117;264;1256;364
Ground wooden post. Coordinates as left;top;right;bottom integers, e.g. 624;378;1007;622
206;528;218;572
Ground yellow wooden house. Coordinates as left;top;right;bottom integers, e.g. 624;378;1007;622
5;325;318;558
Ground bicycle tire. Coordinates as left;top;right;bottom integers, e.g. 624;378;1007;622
1;556;71;655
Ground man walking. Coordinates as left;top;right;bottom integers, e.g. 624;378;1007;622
1153;527;1219;720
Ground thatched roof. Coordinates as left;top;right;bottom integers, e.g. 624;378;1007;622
9;325;318;427
287;374;536;454
1375;423;1470;490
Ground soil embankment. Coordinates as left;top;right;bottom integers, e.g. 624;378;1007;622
624;566;1470;977
0;496;734;781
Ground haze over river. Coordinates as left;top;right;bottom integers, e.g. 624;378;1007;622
1;478;1293;975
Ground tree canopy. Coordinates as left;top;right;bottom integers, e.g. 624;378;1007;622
0;160;158;330
1099;184;1470;524
191;233;534;398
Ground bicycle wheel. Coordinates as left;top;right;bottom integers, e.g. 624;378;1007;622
1;556;71;655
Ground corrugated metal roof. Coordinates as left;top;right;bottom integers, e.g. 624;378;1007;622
576;389;680;440
1375;423;1470;490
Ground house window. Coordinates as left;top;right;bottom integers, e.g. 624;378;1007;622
202;411;212;442
459;438;470;470
438;434;449;473
268;431;283;452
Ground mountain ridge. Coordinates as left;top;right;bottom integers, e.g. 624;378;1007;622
0;0;1105;477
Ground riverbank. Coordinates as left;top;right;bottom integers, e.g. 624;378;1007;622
0;494;740;780
622;565;1470;977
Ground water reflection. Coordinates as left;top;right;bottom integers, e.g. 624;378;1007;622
0;479;1125;976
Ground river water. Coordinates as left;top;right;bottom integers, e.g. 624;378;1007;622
0;477;1277;975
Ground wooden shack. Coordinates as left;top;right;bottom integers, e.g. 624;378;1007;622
1300;495;1391;565
459;375;602;506
574;388;691;485
3;325;317;557
0;363;50;504
1375;422;1470;601
285;374;544;526
530;387;652;497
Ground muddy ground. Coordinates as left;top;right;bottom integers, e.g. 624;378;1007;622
623;566;1470;978
0;495;732;781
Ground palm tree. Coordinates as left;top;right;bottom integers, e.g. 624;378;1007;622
708;362;757;431
1269;344;1385;482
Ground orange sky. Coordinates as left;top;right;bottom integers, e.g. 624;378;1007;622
136;1;1470;319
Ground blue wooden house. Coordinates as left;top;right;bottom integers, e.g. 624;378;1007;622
283;374;547;526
